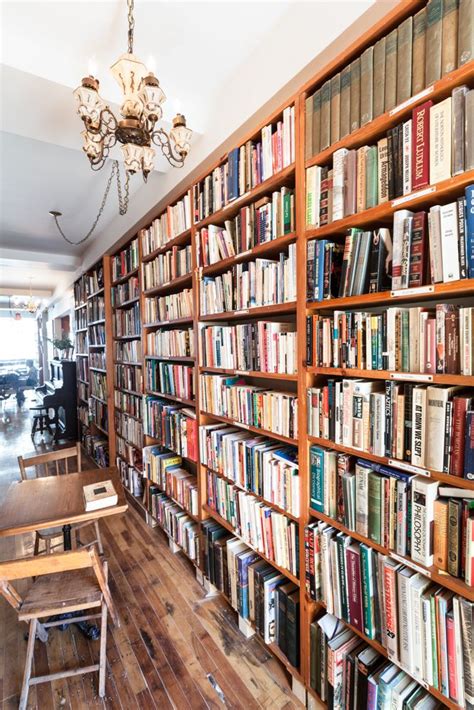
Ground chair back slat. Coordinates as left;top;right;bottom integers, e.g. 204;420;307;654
0;549;93;582
17;444;81;481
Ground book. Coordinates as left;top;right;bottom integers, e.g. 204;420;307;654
458;0;474;65
384;28;398;112
350;57;361;132
411;476;439;566
441;0;459;75
425;0;443;85
373;37;386;119
83;480;118;511
412;8;427;95
360;46;374;126
331;73;341;145
340;65;351;139
430;96;452;183
412;101;432;191
396;16;413;105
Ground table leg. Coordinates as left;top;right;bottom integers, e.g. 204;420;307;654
62;524;72;550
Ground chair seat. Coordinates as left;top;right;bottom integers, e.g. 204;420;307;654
19;569;102;621
37;526;64;540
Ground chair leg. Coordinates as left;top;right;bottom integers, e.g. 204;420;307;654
98;602;108;697
33;533;40;557
45;538;51;554
19;618;37;710
94;521;104;555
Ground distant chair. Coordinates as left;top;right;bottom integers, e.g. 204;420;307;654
0;546;119;710
17;444;104;555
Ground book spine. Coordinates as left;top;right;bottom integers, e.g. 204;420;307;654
412;101;432;191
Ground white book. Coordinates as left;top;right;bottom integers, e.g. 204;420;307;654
439;201;461;282
332;148;348;221
410;574;432;681
83;480;117;511
430;97;452;184
372;391;386;457
411;386;427;467
411;476;439;566
392;209;414;291
426;385;461;470
355;462;370;537
397;567;415;670
387;308;399;371
402;119;412;195
427;206;444;283
421;590;433;686
305;165;321;227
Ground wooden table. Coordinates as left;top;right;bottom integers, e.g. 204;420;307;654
0;467;128;548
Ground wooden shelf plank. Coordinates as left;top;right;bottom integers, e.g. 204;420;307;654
143;317;194;328
308;367;472;386
199;365;298;381
141;228;192;263
200;410;296;445
146;390;196;407
199;301;297;322
111;267;139;286
201;232;297;276
143;273;193;297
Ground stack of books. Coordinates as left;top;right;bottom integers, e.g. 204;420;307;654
112;238;139;281
145;361;194;401
111;276;139;306
114;363;142;393
143;398;197;461
146;328;194;359
114;410;142;448
144;288;193;323
113;302;141;338
143;245;192;290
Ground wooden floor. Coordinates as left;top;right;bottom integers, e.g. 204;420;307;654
0;396;305;709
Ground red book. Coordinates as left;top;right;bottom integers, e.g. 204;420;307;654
345;543;364;632
445;308;460;374
451;397;472;477
408;211;428;286
446;612;459;703
411;100;433;191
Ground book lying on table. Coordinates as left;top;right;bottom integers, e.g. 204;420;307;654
83;480;118;511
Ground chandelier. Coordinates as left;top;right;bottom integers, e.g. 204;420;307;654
11;283;41;315
73;0;192;182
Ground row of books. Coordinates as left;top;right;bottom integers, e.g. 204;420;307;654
144;288;193;324
86;265;104;295
114;410;143;449
307;93;473;231
75;308;87;330
142;245;192;290
117;456;143;496
305;0;474;159
76;332;87;353
309;449;474;583
76;358;88;382
83;433;108;468
113;340;142;364
78;403;89;428
306;525;474;706
146;327;194;359
89;324;106;346
116;434;142;469
206;471;299;576
200;245;297;315
306;304;474;376
193;107;295;222
113;303;141;338
200;321;297;375
202;520;300;668
77;381;88;403
145;361;194;401
307;192;474;303
140;192;191;257
148;489;200;562
143;397;197;461
114;363;142;393
197;187;295;267
90;350;106;369
114;390;141;419
307;379;474;477
200;423;299;516
112;238;139;282
74;276;88;305
87;295;105;323
90;370;107;400
142;448;198;517
310;612;446;710
200;374;298;439
111;276;139;307
89;396;108;433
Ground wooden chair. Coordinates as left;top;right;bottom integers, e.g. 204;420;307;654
0;546;119;710
17;445;104;555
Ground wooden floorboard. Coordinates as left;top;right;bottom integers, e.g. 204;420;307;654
0;403;306;709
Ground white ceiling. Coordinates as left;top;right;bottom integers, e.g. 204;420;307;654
0;0;375;300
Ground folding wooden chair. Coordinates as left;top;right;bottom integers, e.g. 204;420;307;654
0;546;119;710
17;444;104;555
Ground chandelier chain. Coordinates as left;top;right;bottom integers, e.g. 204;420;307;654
53;161;129;246
127;0;135;54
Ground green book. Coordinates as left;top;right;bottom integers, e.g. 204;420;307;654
368;471;382;544
340;65;351;138
283;192;292;233
360;543;376;639
320;80;331;150
365;146;378;209
336;532;350;621
312;89;322;155
310;446;324;512
310;622;318;690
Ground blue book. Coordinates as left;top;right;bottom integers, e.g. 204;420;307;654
465;185;474;278
227;148;240;202
237;550;259;618
310;446;325;511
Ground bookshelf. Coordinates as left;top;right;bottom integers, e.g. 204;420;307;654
73;259;114;468
72;0;474;704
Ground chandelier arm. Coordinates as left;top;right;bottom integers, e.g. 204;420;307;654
52;160;129;245
151;128;185;168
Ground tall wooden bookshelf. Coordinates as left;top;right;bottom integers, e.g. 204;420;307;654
72;0;474;704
